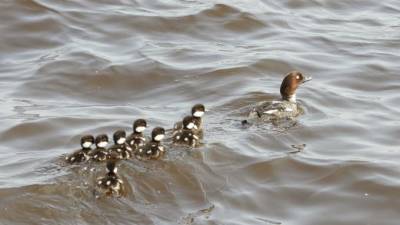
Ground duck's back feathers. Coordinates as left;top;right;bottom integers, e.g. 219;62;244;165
249;100;299;121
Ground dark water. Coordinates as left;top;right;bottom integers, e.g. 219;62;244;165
1;0;400;224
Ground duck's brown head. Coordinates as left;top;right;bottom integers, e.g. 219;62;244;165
280;71;312;102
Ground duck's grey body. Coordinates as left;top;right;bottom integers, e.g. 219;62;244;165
249;100;300;121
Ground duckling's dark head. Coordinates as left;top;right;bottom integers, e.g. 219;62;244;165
95;134;109;148
113;130;126;145
106;161;118;174
80;135;95;149
182;116;197;130
191;104;205;118
151;127;165;142
133;119;147;133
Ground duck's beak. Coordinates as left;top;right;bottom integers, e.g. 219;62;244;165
302;76;312;84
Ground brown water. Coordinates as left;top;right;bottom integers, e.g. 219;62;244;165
1;0;400;224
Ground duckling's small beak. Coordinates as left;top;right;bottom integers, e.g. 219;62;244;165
302;76;312;84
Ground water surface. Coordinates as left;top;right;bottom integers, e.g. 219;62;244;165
0;0;400;224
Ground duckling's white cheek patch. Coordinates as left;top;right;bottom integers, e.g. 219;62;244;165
136;126;146;133
193;111;204;117
114;168;118;173
98;141;108;148
82;142;92;148
186;122;195;129
154;134;165;141
117;138;126;145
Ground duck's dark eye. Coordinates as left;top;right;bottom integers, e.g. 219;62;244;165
296;73;303;80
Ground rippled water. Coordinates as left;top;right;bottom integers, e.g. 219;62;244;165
1;0;400;224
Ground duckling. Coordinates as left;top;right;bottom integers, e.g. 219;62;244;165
108;130;132;160
191;104;206;131
96;160;124;197
173;104;205;138
172;116;200;147
126;119;147;150
89;134;109;162
135;127;166;160
65;135;95;164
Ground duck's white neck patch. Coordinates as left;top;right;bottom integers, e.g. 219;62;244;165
186;122;195;129
82;141;92;148
135;126;146;133
154;134;164;141
193;111;204;117
97;141;108;148
117;137;126;145
288;94;296;103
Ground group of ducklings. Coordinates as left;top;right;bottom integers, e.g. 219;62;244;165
64;104;206;196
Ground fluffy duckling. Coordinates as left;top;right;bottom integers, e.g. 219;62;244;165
126;119;147;150
65;135;95;164
89;134;109;162
172;116;200;147
96;160;124;197
173;104;205;137
135;127;166;160
108;130;132;160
